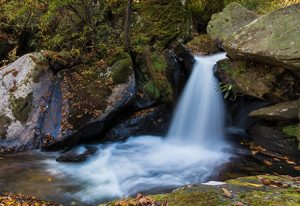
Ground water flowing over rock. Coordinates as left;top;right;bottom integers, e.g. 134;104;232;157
224;4;300;71
207;3;258;44
45;53;231;203
0;53;55;152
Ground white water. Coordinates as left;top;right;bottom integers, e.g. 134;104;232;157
46;53;230;203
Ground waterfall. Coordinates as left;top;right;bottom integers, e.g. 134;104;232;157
167;53;227;147
46;53;230;203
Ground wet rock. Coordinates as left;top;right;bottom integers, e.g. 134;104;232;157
44;53;136;149
173;44;195;77
0;53;55;152
186;35;220;56
215;59;300;102
251;124;299;156
207;2;258;44
105;105;171;141
249;100;299;122
164;50;182;99
56;145;97;163
224;4;300;71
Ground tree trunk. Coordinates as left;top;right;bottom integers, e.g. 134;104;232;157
124;0;132;53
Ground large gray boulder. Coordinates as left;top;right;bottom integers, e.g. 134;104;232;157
207;3;258;43
249;100;299;122
0;53;55;152
224;4;300;71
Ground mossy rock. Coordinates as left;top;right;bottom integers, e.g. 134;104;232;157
224;0;300;14
142;48;174;102
216;59;300;102
207;2;258;43
224;4;300;70
9;93;33;123
186;34;220;55
107;175;300;206
50;53;136;147
132;0;192;52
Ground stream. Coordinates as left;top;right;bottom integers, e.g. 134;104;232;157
0;54;299;206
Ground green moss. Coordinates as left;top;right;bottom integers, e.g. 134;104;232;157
0;115;11;139
224;0;299;14
132;0;191;51
111;57;132;84
152;53;167;72
9;93;33;123
142;49;174;102
106;175;300;206
282;124;298;138
144;81;160;99
151;187;230;206
186;34;220;55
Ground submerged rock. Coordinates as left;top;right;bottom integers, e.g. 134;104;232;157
207;2;258;44
0;53;55;152
56;145;98;163
224;4;300;71
250;100;299;122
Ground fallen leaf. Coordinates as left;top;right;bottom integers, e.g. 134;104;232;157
263;160;272;166
294;166;300;170
222;188;232;198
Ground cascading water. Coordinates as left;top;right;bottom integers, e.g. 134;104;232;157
46;53;230;203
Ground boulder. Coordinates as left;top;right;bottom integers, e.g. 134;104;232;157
224;4;300;71
251;124;299;157
44;53;136;149
104;105;171;141
186;35;220;56
207;3;258;44
0;53;55;152
249;100;299;121
56;145;98;163
215;59;300;102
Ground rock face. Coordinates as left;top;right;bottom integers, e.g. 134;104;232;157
0;53;55;152
45;53;136;148
0;52;137;152
104;105;170;141
224;4;300;71
207;3;258;43
249;100;299;121
251;124;299;157
216;59;300;102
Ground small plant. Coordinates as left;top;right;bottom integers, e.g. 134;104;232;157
217;82;237;100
